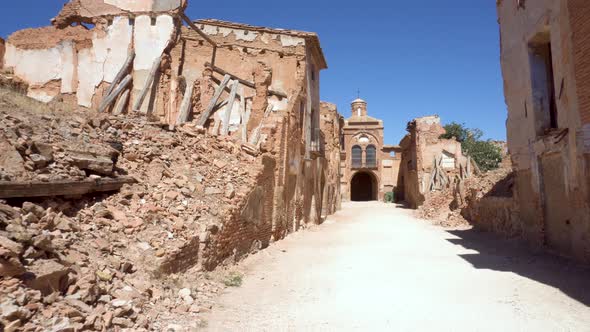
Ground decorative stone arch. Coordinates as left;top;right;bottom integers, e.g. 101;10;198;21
352;132;379;146
350;170;378;201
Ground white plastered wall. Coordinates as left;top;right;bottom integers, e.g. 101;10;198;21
77;17;133;107
4;41;75;102
133;14;175;113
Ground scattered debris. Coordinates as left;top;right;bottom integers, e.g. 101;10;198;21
417;161;515;230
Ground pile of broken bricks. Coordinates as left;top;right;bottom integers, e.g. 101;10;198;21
417;163;513;228
0;88;265;331
0;92;137;199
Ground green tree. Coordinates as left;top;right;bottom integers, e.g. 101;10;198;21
440;122;502;172
440;122;469;142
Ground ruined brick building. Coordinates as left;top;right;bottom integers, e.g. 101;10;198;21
497;0;590;262
340;98;400;201
1;0;344;277
397;115;468;208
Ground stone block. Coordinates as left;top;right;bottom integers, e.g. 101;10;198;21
24;259;71;295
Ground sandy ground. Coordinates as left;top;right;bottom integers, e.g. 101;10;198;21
204;202;590;332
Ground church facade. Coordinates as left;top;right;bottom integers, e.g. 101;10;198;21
340;98;401;201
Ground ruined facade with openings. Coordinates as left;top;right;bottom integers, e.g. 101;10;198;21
497;0;590;262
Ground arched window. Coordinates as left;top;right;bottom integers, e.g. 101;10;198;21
352;146;362;168
366;145;377;168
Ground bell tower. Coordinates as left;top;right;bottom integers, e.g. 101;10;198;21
351;98;367;117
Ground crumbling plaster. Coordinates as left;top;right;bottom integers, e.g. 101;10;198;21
4;41;75;100
132;14;175;113
78;16;133;107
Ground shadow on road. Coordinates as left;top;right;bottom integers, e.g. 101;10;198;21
446;228;590;306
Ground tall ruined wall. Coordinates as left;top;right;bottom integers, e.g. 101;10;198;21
320;102;342;216
398;116;466;208
164;21;328;267
269;84;324;239
498;0;590;262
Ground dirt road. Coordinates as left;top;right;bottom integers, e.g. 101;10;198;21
204;202;590;331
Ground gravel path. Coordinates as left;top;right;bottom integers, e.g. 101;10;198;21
204;202;590;332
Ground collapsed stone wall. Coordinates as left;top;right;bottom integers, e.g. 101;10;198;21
165;19;332;263
0;1;340;330
417;159;521;238
1;0;337;267
398;115;467;208
0;89;263;330
459;168;521;237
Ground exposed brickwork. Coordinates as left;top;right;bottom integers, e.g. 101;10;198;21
201;159;275;271
568;0;590;124
158;236;200;275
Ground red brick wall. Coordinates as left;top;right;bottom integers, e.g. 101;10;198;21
568;0;590;124
202;157;276;271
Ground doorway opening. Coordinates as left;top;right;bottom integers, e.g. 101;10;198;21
351;172;377;201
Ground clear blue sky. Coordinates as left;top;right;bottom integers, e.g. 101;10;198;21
0;0;506;144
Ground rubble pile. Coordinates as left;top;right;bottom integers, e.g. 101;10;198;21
417;187;467;227
417;162;514;228
0;91;121;183
0;88;262;331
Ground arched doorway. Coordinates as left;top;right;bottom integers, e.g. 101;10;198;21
351;172;377;201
